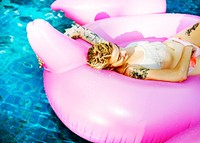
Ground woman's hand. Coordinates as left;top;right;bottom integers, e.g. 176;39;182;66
64;23;106;45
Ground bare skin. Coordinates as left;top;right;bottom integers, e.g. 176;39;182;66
64;22;200;82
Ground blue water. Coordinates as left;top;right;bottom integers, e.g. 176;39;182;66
0;0;199;142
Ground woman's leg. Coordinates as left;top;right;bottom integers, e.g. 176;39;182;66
174;21;200;47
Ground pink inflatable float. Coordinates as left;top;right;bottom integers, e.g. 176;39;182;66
27;13;200;142
166;123;200;143
51;0;166;25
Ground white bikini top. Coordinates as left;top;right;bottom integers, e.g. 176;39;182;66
126;41;167;69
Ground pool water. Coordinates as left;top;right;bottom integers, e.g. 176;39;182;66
0;0;199;142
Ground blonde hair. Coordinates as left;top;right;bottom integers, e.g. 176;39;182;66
87;42;113;69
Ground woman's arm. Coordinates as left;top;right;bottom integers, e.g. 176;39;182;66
125;46;194;82
64;23;107;45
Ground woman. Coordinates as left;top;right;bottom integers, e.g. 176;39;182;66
64;22;200;82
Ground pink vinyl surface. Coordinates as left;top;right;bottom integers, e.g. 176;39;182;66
27;14;200;142
51;0;166;25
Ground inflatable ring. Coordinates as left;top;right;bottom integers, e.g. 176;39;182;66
51;0;166;25
27;14;200;142
166;123;200;143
